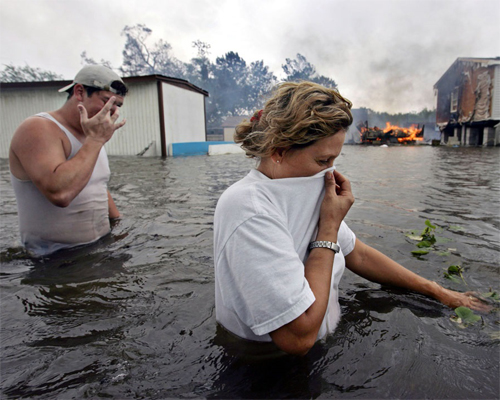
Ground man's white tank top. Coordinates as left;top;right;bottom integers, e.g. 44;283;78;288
10;112;111;256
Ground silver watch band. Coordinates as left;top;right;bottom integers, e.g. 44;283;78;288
308;241;340;253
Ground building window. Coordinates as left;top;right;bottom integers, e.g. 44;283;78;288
450;86;459;112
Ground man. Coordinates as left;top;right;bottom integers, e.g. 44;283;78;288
9;65;128;256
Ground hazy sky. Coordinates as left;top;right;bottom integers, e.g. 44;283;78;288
1;0;499;113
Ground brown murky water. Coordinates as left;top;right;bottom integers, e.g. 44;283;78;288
1;145;499;399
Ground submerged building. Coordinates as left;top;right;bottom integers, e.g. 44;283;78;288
0;75;212;157
434;57;500;146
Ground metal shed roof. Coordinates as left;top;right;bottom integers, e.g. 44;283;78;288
0;74;209;97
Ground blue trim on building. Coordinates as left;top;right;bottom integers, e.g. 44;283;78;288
170;141;234;156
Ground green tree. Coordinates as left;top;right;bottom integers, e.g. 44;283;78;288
0;63;63;82
282;53;337;89
189;40;212;85
80;51;114;69
282;53;317;81
367;108;436;127
310;74;338;89
210;51;250;124
80;26;344;127
186;41;218;124
120;24;185;78
247;60;277;112
185;45;276;125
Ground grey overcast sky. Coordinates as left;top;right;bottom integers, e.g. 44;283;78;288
1;0;499;113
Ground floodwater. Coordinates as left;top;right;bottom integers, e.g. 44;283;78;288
1;145;499;399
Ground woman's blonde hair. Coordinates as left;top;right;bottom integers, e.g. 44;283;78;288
235;81;353;158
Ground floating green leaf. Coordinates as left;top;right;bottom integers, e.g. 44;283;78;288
406;234;422;241
425;220;437;229
448;265;463;274
481;292;500;301
454;306;481;325
444;265;468;286
421;221;437;244
489;331;500;340
444;273;460;283
409;220;452;257
449;225;465;232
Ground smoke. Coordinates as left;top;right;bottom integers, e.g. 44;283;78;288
1;0;498;114
271;0;499;113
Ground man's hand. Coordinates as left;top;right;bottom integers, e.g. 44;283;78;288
78;97;126;144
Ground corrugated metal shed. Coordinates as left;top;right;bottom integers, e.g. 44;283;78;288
0;75;209;158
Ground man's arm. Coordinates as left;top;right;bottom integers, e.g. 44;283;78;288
107;190;120;219
9;97;124;207
345;239;490;311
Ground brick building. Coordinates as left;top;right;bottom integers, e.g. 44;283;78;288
434;57;500;146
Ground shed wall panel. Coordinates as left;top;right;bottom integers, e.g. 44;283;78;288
105;82;161;156
161;83;206;155
224;127;235;142
1;77;206;158
0;88;67;158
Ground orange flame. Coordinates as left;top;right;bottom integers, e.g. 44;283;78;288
383;122;423;142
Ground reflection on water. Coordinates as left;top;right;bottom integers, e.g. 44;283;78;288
1;146;499;399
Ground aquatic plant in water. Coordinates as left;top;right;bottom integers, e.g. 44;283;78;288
408;220;436;256
452;306;482;326
407;219;454;256
406;220;498;329
445;267;499;327
446;267;481;327
444;265;467;286
481;291;500;301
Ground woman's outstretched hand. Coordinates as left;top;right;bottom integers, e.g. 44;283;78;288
434;283;492;312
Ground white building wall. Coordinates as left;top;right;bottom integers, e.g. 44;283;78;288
105;81;161;156
0;88;67;158
224;127;235;142
1;78;207;158
491;65;500;119
161;83;206;155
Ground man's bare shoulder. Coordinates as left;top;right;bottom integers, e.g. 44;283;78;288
10;113;72;180
10;114;70;152
13;114;62;138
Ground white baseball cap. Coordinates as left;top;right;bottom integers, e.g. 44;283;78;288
59;65;127;95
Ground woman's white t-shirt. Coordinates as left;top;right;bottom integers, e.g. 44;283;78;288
213;168;356;342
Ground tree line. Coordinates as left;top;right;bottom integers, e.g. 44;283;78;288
1;23;434;127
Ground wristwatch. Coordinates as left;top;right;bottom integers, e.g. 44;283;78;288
308;241;340;253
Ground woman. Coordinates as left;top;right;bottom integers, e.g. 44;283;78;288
213;81;487;356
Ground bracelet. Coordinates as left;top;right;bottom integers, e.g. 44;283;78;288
308;241;340;253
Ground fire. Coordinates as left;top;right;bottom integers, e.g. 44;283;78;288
383;122;423;143
358;121;424;144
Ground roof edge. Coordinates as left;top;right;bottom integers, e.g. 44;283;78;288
434;57;500;88
0;74;209;96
